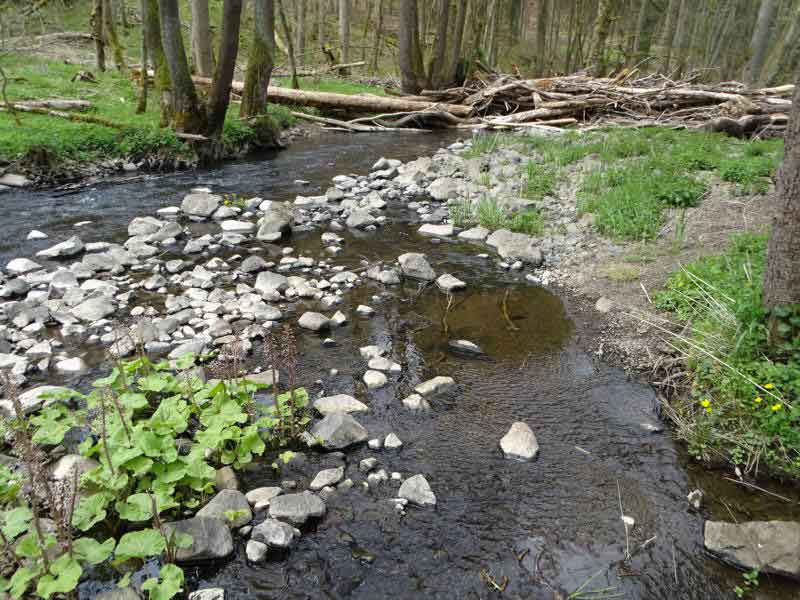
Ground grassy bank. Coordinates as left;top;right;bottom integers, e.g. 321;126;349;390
0;53;386;177
655;235;799;479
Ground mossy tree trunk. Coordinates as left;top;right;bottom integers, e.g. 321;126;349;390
159;0;205;132
191;0;214;77
102;0;126;71
427;0;450;89
338;0;350;75
276;0;299;89
241;0;276;119
91;0;106;72
136;0;148;113
206;0;243;139
588;0;616;76
399;0;427;93
146;0;172;126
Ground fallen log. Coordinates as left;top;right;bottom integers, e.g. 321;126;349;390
0;104;124;128
12;100;92;111
191;75;474;117
274;61;366;78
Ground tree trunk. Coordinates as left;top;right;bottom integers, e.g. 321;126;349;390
659;0;680;72
536;0;549;76
672;0;690;76
482;0;498;66
399;0;425;93
371;0;384;74
295;0;306;64
241;0;275;118
276;0;299;89
145;0;171;125
91;0;106;72
159;0;205;132
633;0;658;63
206;0;243;138
746;0;777;85
102;0;126;71
764;81;800;335
136;0;148;113
445;0;467;85
428;0;450;88
338;0;351;75
588;0;615;76
191;0;214;77
317;0;326;49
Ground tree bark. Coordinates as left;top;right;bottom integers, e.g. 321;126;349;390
91;0;106;72
146;0;171;125
535;0;549;76
276;0;299;89
102;0;126;71
241;0;275;118
588;0;615;76
338;0;351;74
295;0;306;63
659;0;680;72
317;0;326;50
206;0;243;137
764;81;800;331
191;0;214;77
672;0;690;76
371;0;384;74
428;0;450;88
445;0;467;85
159;0;205;132
136;0;148;113
633;0;658;63
399;0;426;93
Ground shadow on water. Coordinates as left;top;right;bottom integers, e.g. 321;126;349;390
12;131;797;599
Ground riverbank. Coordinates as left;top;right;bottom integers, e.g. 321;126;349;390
1;129;798;600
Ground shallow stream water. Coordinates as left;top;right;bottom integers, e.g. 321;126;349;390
3;132;800;599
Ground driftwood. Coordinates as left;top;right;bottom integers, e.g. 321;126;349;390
273;61;366;78
11;100;92;111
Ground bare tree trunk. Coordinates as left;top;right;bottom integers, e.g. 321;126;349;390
159;0;205;132
633;0;658;63
317;0;326;49
535;0;549;75
295;0;306;64
399;0;425;93
764;81;800;336
428;0;450;88
445;0;467;85
659;0;680;72
371;0;384;74
277;0;299;89
136;0;148;113
589;0;615;75
102;0;126;71
765;6;800;86
360;0;372;61
483;0;498;66
672;0;690;76
119;0;129;28
338;0;351;74
206;0;243;138
564;0;577;72
745;0;777;85
91;0;106;72
146;0;171;124
191;0;214;77
241;0;275;118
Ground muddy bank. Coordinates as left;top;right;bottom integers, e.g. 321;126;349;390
1;130;799;599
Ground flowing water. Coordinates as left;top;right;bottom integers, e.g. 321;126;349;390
3;132;799;599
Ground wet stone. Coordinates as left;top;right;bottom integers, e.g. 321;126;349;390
268;492;326;526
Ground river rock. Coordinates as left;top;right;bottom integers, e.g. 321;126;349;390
246;487;283;511
486;229;543;266
595;296;614;313
448;339;483;355
704;521;800;578
246;539;268;562
27;230;48;240
458;226;490;241
221;220;255;233
6;258;42;275
311;412;368;450
55;357;88;374
500;422;539;461
128;216;163;237
309;466;344;490
254;271;289;295
268;492;326;525
418;224;454;237
49;455;100;482
313;394;369;416
436;273;466;292
257;204;293;242
363;370;387;389
188;590;224;600
415;376;456;397
298;312;330;331
251;518;301;548
346;209;376;229
367;357;401;373
402;393;430;410
240;255;269;273
384;433;403;449
163;517;234;563
181;192;221;218
71;296;115;322
428;177;459;200
14;386;70;415
0;173;31;188
196;490;252;528
399;474;436;506
398;253;436;281
215;466;239;491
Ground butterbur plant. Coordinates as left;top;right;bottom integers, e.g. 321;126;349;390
0;350;310;599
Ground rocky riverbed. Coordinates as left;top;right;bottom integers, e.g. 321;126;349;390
1;131;799;599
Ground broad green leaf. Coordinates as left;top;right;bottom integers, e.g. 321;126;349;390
73;537;115;564
138;374;170;393
117;493;154;522
119;392;149;410
125;456;155;477
149;397;190;433
72;493;112;531
174;353;196;370
93;368;120;388
115;529;166;563
117;573;132;588
36;555;82;599
142;563;184;600
14;533;43;558
2;506;33;539
8;565;41;599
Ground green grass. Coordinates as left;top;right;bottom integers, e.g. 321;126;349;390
655;233;800;478
273;77;386;96
461;133;503;159
523;160;559;199
449;196;544;236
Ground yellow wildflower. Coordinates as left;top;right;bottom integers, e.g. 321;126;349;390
771;403;781;412
764;383;774;390
705;407;712;414
700;399;711;408
754;397;762;404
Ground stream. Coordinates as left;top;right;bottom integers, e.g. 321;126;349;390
3;132;800;599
